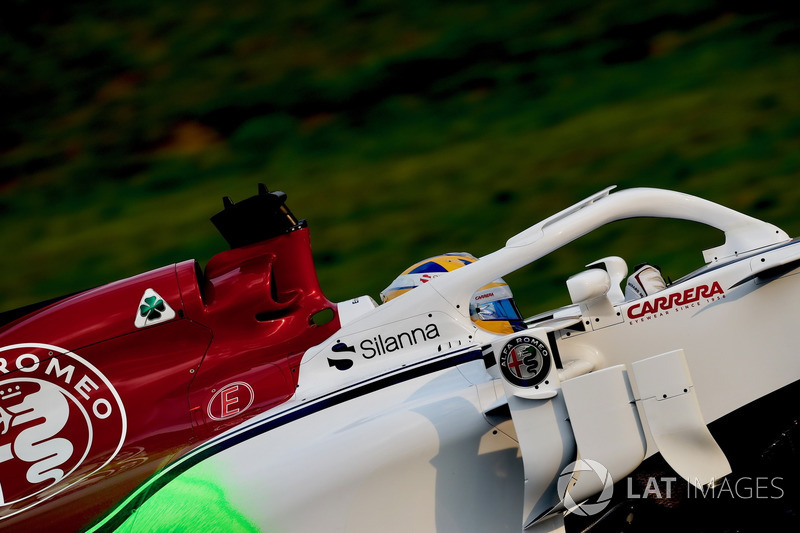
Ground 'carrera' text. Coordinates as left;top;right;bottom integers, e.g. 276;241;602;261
627;281;724;320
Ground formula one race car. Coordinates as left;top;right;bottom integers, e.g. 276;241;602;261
2;185;799;532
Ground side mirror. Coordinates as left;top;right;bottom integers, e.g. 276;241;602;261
567;269;611;304
586;256;628;304
566;267;623;329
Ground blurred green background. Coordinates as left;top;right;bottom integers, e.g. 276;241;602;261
1;0;799;317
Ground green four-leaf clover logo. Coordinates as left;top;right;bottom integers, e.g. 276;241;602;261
134;289;176;328
140;296;166;321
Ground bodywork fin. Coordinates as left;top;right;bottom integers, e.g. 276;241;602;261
631;349;731;488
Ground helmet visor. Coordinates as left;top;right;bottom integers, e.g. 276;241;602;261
471;298;525;332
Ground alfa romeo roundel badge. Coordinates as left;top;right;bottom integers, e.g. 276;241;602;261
499;336;551;388
0;343;126;518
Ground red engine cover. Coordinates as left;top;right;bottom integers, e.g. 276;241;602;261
0;225;340;531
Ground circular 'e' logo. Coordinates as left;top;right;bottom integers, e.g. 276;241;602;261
499;336;551;388
0;343;126;520
207;381;255;421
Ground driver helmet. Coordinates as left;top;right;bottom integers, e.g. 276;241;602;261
380;253;526;335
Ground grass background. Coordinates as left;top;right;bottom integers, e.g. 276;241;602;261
1;0;799;317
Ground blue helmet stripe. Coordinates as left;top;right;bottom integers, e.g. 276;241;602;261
409;262;449;274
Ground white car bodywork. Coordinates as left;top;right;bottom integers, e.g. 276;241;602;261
95;187;800;532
